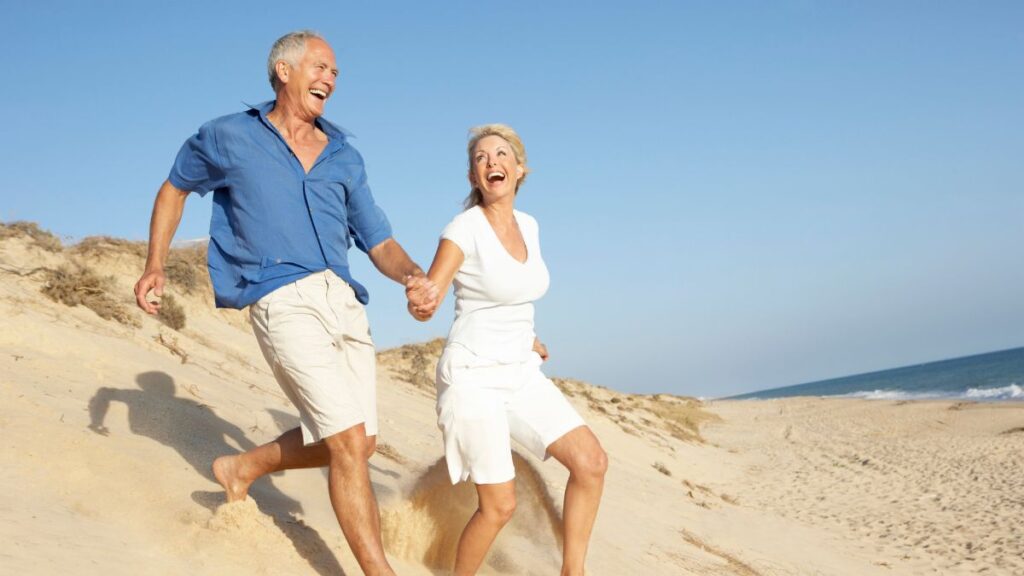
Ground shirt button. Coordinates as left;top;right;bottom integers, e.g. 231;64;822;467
275;258;282;263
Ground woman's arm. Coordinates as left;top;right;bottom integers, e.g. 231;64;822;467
408;239;464;321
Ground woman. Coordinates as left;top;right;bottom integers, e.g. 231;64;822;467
409;124;608;576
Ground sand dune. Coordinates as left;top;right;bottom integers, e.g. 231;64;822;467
2;224;1021;575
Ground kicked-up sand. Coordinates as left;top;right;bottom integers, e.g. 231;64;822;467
1;224;1022;575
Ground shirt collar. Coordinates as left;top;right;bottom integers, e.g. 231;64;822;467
246;100;356;140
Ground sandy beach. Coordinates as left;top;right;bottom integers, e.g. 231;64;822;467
2;226;1022;575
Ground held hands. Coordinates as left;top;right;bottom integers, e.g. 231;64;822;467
405;274;439;321
134;267;166;314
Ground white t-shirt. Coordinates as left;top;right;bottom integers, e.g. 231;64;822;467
440;205;550;364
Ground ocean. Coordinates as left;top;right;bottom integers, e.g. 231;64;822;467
730;346;1024;401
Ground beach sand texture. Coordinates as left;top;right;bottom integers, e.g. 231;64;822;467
1;225;1022;575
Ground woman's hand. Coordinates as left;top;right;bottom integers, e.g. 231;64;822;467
533;338;549;361
405;275;438;321
407;299;434;322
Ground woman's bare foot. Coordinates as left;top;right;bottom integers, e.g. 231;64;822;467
213;454;253;502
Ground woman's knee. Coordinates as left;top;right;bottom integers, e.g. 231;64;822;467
572;445;608;482
480;493;517;524
554;428;608;481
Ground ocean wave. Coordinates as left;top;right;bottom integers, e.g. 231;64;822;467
965;383;1023;399
838;390;954;401
837;384;1022;401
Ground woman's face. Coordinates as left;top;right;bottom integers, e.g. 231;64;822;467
469;135;524;203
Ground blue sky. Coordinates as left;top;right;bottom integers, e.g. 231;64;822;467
2;1;1021;397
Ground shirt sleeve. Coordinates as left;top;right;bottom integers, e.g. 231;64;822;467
520;212;541;247
345;149;393;253
167;121;227;196
440;212;475;259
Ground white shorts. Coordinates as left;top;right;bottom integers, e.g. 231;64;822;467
249;270;378;445
435;344;585;485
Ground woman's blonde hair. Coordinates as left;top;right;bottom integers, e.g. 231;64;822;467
464;124;530;209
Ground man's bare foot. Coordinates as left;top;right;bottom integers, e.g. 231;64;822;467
213;454;252;502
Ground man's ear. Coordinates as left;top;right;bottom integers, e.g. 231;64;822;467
275;60;290;85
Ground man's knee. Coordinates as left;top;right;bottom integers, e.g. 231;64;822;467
323;425;370;464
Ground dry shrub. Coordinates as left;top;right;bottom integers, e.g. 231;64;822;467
155;332;188;363
72;236;147;259
552;377;717;443
378;338;446;391
158;294;186;330
164;260;198;293
375;443;407;465
0;221;63;252
42;264;139;327
644;395;720;442
165;244;208;294
551;378;571;396
72;237;209;294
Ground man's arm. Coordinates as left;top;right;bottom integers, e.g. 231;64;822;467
87;387;117;435
368;238;438;312
367;238;422;283
134;180;189;314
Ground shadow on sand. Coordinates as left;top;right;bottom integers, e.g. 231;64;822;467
88;371;345;575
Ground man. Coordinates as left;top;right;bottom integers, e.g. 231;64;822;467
134;30;437;576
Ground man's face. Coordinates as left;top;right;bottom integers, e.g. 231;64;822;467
279;38;338;118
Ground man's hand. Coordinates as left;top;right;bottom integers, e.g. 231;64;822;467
136;180;189;314
405;275;439;320
533;338;549;361
134;268;166;314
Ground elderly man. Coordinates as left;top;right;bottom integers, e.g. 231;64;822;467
134;30;436;575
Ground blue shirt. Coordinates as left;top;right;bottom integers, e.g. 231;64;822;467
168;101;393;309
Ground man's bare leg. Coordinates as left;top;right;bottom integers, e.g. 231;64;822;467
213;426;377;502
546;426;608;576
454;480;516;575
322;424;395;576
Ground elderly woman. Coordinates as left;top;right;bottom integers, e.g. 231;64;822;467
409;124;608;575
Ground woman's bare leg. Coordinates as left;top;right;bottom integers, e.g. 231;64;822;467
546;426;608;576
454;480;517;575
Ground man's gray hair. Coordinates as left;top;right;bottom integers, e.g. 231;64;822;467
267;30;325;91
